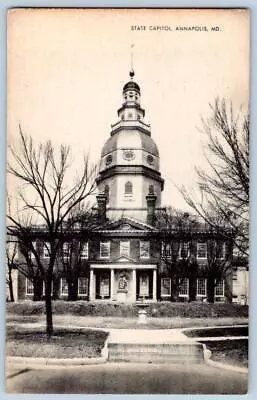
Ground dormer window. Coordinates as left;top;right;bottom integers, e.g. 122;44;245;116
125;181;133;194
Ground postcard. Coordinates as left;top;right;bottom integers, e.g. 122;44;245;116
6;8;249;394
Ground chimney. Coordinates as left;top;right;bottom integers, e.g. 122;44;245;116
96;193;107;221
146;190;157;226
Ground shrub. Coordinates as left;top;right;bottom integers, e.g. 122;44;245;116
6;300;249;318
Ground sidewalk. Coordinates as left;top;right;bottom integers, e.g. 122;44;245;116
107;328;192;343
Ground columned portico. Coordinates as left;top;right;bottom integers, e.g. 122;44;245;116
89;264;157;303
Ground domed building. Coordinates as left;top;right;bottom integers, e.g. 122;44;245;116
96;70;164;223
11;71;244;306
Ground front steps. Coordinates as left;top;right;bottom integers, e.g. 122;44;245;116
107;342;205;364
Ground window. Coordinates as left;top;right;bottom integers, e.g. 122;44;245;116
149;184;154;194
78;277;88;296
215;280;225;297
104;185;110;203
197;243;207;259
43;242;50;259
120;241;130;257
62;242;70;259
100;241;110;259
125;181;133;194
105;155;112;166
179;242;189;259
197;278;207;296
161;278;171;296
25;278;34;295
73;222;80;230
61;278;68;295
161;242;172;259
217;242;226;259
81;242;89;259
232;269;238;280
179;279;189;297
140;241;150;259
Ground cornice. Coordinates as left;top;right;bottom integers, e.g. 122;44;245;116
96;165;165;188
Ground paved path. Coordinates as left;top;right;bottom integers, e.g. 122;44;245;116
6;362;247;394
107;328;191;343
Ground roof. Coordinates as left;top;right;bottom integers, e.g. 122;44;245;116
101;129;159;157
123;80;140;92
93;216;158;233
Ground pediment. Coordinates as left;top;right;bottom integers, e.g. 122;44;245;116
98;217;157;232
113;255;135;263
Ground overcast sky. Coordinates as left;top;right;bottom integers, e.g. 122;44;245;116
7;8;250;211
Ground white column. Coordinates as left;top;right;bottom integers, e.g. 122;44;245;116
152;269;157;301
89;269;95;301
110;269;115;300
132;269;137;302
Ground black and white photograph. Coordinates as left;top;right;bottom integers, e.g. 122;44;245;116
5;8;249;394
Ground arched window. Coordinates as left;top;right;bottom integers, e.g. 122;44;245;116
104;185;110;203
149;185;154;195
125;181;133;194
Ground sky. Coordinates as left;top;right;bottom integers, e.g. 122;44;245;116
7;8;250;211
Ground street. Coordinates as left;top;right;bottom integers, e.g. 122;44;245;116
6;362;247;394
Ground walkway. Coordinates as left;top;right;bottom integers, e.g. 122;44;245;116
107;327;191;343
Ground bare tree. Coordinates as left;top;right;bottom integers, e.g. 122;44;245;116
156;208;199;302
156;207;233;302
6;237;18;302
58;208;99;301
7;127;97;337
181;98;249;256
205;235;233;303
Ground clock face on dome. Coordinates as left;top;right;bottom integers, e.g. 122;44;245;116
147;154;155;165
123;150;135;161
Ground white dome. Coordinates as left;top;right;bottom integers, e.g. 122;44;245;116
101;129;159;157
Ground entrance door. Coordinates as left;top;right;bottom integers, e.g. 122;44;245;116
137;271;153;300
95;270;110;299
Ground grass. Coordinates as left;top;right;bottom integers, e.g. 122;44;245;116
202;339;248;368
6;300;249;318
6;326;108;359
6;313;249;330
6;315;248;366
184;326;248;338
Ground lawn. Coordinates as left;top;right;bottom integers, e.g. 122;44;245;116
6;313;249;330
184;326;248;338
6;326;108;359
202;339;248;368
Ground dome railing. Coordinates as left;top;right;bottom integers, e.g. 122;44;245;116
110;119;151;130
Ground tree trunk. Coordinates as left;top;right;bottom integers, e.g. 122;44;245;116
67;272;78;301
68;282;78;301
207;277;215;303
170;277;179;302
33;277;43;301
189;263;197;302
8;268;15;302
45;278;53;339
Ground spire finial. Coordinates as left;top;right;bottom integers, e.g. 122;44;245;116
130;44;135;79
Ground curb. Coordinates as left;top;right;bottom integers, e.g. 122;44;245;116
6;356;107;366
206;358;248;374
